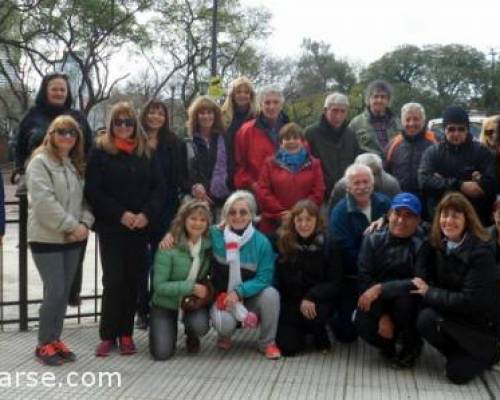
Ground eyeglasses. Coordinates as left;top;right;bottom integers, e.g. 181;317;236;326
228;208;249;217
446;126;467;133
113;118;135;128
54;128;78;138
485;129;496;136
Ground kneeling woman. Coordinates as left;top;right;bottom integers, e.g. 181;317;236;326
275;200;341;356
413;192;500;384
150;200;213;360
210;190;281;359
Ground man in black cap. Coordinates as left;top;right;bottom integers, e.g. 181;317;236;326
418;106;496;225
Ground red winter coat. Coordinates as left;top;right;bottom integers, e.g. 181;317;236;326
233;119;277;191
256;154;325;234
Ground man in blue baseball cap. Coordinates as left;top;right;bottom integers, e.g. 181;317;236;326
355;192;425;369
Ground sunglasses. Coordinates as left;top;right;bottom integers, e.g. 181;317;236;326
54;128;78;138
446;126;467;133
485;129;496;136
113;118;135;128
228;208;249;217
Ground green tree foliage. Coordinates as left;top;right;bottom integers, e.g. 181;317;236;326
361;44;490;119
129;0;271;108
283;39;356;127
0;0;152;115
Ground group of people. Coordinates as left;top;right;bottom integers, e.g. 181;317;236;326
13;71;500;385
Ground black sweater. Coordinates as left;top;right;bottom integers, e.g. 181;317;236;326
84;147;165;235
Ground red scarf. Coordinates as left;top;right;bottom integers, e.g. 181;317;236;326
114;137;137;154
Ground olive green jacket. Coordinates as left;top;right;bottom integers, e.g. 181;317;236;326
348;109;401;159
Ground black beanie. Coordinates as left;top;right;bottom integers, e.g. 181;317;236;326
442;106;470;131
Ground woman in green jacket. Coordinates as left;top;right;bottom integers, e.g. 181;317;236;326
149;200;212;360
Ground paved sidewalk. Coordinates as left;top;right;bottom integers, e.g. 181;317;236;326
1;324;499;400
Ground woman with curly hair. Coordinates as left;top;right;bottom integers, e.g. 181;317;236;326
275;199;341;356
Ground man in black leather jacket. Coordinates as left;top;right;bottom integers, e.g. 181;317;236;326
355;193;425;368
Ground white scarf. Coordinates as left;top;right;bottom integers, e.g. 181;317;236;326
179;238;202;317
186;238;202;283
224;224;255;292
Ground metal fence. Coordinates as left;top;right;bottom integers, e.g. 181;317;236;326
0;196;102;331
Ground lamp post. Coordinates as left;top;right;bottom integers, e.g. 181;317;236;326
210;0;218;78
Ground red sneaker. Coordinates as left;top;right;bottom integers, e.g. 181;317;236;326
35;343;63;366
264;343;281;360
119;336;136;355
52;340;76;362
95;340;115;357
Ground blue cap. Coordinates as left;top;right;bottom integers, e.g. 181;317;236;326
390;193;422;216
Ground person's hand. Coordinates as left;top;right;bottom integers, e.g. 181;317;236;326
357;283;382;312
217;219;226;230
364;217;384;235
193;284;208;299
10;169;21;185
280;210;291;224
378;314;394;339
120;211;136;230
132;212;149;229
461;181;484;198
472;171;482;182
192;184;207;199
411;277;429;296
158;233;175;250
67;224;89;242
224;291;239;310
300;299;317;320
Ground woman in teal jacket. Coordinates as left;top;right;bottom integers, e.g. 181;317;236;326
149;200;212;360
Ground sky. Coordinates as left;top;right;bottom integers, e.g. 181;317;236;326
242;0;500;66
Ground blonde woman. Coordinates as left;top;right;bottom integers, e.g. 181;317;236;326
150;200;213;360
27;115;93;365
479;115;500;150
221;77;258;178
85;101;165;357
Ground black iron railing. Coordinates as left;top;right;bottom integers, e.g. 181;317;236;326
0;196;102;331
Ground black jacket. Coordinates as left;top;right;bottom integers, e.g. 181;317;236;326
305;116;360;195
16;105;93;170
153;136;187;234
358;226;426;297
385;129;436;195
84;147;165;235
276;233;342;304
184;132;231;204
416;234;500;330
418;137;496;225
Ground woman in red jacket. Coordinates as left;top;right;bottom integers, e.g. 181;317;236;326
256;123;325;235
